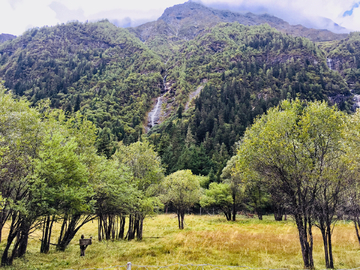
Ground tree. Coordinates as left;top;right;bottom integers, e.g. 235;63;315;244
221;155;243;221
94;157;138;241
342;110;360;248
200;182;233;220
161;170;201;229
31;130;91;253
0;85;43;265
113;140;164;240
236;99;350;269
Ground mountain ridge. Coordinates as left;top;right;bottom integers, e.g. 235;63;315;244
130;1;348;48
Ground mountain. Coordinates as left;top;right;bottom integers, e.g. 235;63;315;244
146;22;350;175
0;21;164;150
0;33;16;44
0;2;355;172
129;1;347;55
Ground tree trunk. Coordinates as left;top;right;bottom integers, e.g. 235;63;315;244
353;217;360;245
41;215;55;253
119;215;125;239
57;214;94;251
180;211;185;229
177;211;181;229
320;225;329;268
16;220;31;258
232;193;236;221
177;210;185;229
274;211;283;221
137;217;143;240
295;214;314;269
98;216;102;241
1;213;32;266
224;210;231;221
327;222;334;268
126;214;135;240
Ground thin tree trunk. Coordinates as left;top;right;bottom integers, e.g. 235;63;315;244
295;214;314;269
119;215;125;239
177;211;181;229
137;217;143;240
320;226;329;268
98;216;102;241
354;217;360;245
327;223;334;268
232;192;236;221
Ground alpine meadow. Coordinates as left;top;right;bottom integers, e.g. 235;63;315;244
1;1;360;269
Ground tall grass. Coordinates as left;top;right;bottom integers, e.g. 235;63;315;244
1;214;359;269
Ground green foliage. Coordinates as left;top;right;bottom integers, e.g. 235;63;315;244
161;170;201;228
235;99;351;268
0;20;164;143
113;140;164;216
200;182;233;220
150;23;351;175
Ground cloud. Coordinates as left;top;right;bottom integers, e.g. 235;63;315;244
49;1;86;23
343;2;359;17
1;0;360;36
202;0;359;33
7;0;22;10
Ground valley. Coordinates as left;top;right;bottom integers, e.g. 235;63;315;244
1;2;360;269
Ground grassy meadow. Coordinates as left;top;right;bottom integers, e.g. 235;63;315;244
1;214;360;269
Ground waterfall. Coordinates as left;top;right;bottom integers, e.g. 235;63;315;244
151;97;161;127
147;74;169;130
354;95;360;108
327;58;332;70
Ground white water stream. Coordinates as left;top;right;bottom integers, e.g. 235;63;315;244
327;58;333;70
150;97;162;127
147;74;169;130
354;94;360;108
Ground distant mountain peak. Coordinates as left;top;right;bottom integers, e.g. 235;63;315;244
154;1;347;43
0;33;16;44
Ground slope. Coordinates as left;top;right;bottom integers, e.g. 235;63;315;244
147;22;351;176
0;20;164;152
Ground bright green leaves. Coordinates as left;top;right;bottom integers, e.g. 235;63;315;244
161;170;201;211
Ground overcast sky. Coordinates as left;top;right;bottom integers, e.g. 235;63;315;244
1;0;359;36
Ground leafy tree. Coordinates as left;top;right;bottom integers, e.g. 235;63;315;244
113;140;164;240
161;170;201;229
200;182;233;220
236;99;351;269
221;155;243;221
31;130;91;253
0;84;43;265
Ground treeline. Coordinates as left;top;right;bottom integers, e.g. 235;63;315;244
0;85;164;266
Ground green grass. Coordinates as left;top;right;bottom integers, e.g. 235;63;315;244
1;214;360;269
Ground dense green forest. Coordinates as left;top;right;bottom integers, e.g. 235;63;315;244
0;20;164;151
148;23;351;176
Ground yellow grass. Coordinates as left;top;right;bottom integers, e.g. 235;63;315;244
1;214;360;269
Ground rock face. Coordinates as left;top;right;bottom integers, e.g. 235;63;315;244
0;33;16;44
130;1;347;45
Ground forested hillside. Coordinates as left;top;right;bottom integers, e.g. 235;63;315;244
148;22;351;175
0;20;164;154
320;32;360;92
0;2;356;172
